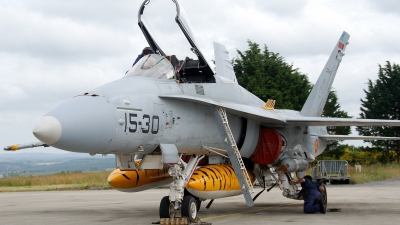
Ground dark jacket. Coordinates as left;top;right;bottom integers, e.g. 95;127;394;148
301;178;321;196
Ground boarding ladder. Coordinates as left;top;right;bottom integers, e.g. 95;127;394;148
213;106;255;206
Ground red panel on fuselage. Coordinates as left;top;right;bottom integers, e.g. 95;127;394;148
250;127;282;165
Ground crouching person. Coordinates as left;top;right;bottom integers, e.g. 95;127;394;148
291;175;325;214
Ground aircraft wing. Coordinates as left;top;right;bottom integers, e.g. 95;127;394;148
159;95;286;125
160;95;400;128
319;135;400;140
285;117;400;126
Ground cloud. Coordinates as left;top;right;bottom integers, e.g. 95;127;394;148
0;6;135;61
365;0;400;15
1;0;400;154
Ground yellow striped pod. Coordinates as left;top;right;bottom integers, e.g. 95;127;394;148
107;168;172;192
186;164;255;199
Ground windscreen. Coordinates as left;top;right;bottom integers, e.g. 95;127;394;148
125;54;174;79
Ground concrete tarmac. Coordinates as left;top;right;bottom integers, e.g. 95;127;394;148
1;178;400;225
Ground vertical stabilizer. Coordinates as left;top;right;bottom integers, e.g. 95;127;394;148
300;32;350;117
214;42;238;83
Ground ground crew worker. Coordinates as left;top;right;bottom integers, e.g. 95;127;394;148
290;175;325;214
132;47;154;66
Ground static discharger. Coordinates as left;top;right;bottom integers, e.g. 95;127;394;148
262;99;276;110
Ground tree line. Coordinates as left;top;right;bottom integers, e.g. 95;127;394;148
232;41;399;164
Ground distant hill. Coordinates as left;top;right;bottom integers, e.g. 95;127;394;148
0;153;115;175
0;152;111;162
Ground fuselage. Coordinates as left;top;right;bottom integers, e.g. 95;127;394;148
34;73;328;160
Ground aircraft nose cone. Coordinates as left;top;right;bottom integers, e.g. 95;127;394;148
39;96;118;152
32;116;62;145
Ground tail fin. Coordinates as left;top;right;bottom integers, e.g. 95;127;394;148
300;32;350;117
213;42;238;83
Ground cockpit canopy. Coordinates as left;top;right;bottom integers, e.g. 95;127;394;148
125;54;174;79
137;0;215;83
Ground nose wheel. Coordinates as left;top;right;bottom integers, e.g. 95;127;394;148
159;196;177;218
181;196;197;221
159;196;198;223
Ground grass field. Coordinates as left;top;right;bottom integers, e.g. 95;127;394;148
0;171;111;192
0;163;399;192
348;163;400;184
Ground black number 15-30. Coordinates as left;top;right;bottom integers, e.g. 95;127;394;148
124;113;159;134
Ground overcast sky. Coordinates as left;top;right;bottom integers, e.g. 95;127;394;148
1;0;400;155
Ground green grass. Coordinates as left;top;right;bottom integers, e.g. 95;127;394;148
348;163;400;184
1;164;399;192
0;171;111;192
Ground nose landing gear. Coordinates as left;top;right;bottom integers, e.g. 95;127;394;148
159;155;204;224
159;195;203;224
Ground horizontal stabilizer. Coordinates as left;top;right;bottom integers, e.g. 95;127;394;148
319;135;400;141
286;117;400;126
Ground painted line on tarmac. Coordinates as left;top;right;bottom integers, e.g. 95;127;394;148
201;203;299;221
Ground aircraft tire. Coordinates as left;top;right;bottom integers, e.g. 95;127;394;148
195;199;201;212
184;188;201;212
181;196;197;222
321;184;327;214
159;196;175;218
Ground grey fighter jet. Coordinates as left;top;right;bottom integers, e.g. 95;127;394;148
5;0;400;222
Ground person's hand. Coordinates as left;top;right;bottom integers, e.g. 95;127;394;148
290;180;295;185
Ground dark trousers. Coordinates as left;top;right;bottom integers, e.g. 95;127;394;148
303;193;321;214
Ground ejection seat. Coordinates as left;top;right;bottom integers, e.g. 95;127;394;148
167;55;215;83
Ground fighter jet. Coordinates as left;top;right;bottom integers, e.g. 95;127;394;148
5;0;400;222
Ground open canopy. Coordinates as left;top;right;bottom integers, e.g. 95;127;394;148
137;0;215;82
